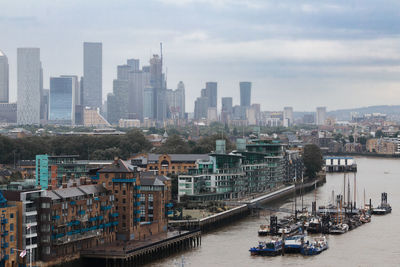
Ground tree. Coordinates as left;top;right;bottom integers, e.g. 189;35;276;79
349;135;354;143
375;130;384;138
156;135;191;154
303;144;324;179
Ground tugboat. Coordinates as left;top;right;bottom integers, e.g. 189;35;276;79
329;223;349;234
306;217;322;233
249;238;283;256
258;225;270;236
300;236;328;256
372;192;392;215
284;235;305;253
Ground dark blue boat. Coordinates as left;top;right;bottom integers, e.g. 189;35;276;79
300;236;328;256
249;239;283;256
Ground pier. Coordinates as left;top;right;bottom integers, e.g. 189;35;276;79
81;230;201;266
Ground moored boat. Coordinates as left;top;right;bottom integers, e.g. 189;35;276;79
284;235;304;253
372;192;392;215
258;225;270;236
300;236;328;256
249;238;283;256
329;223;349;234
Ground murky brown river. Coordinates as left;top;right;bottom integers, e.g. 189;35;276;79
148;157;400;266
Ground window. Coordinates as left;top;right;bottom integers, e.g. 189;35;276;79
123;190;126;195
10;213;14;219
115;190;118;194
10;223;14;232
10;235;14;242
122;199;126;204
148;194;153;201
44;246;50;255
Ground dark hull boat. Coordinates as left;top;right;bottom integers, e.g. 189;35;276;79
249;239;283;256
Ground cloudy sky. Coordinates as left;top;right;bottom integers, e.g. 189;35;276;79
2;0;400;112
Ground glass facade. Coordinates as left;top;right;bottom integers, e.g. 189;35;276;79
49;77;75;125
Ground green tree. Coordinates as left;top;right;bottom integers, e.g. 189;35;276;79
156;135;191;154
375;130;384;138
349;135;354;143
303;144;324;179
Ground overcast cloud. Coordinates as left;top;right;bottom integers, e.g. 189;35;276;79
2;0;400;111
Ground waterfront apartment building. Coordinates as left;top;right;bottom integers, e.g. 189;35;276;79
83;42;102;108
129;153;209;176
2;186;46;266
0;50;9;103
17;48;42;125
97;159;141;241
0;192;17;267
37;178;117;265
178;139;288;202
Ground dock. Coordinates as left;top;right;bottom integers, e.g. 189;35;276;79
81;230;201;266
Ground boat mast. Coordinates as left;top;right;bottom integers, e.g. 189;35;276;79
347;174;350;208
343;172;346;207
363;188;366;209
354;172;357;209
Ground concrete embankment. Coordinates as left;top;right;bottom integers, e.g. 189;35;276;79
169;175;326;232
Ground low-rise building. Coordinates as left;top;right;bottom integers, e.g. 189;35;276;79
0;192;18;267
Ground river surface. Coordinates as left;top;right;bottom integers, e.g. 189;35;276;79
148;157;400;267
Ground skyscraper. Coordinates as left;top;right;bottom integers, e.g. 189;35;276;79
166;81;186;120
240;81;251;107
221;97;233;114
83;42;102;108
283;106;294;127
0;50;9;103
205;82;217;108
49;76;76;125
316;106;327;125
17;48;41;125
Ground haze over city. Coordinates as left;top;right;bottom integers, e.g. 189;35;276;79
2;0;400;111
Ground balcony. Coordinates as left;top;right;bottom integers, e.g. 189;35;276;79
1;242;9;248
166;203;173;208
134;185;141;190
134;210;141;214
112;178;136;183
67;220;80;226
54;229;102;245
109;213;119;218
52;215;60;220
78;210;86;215
2;255;9;260
1;218;7;224
1;231;8;236
166;210;174;215
100;205;112;211
70;201;76;205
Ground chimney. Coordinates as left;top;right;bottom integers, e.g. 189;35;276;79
47;184;52;191
62;175;67;189
114;157;119;165
86;177;92;185
72;174;77;187
80;177;86;186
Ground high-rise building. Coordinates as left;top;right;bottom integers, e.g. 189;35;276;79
49;76;76;125
205;82;217;108
166;81;186;120
316;106;327;125
0;50;9;103
283;106;294;127
221;97;233;114
240;81;251;107
83;42;102;108
143;86;154;119
17;48;41;125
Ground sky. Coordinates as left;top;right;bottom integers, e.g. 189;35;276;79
2;0;400;112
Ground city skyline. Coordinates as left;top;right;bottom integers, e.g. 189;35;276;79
2;1;400;112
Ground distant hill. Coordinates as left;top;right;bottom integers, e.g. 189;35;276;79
294;105;400;121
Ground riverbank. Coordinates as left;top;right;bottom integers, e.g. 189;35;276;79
325;151;400;159
169;175;326;233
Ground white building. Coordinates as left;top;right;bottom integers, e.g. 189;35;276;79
17;48;41;125
0;50;9;103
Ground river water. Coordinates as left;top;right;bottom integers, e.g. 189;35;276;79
148;157;400;267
